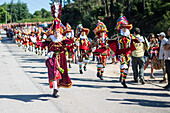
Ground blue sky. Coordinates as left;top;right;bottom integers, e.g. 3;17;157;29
0;0;51;14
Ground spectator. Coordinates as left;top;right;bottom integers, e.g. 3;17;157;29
163;27;170;90
144;33;159;78
132;28;150;84
158;32;168;83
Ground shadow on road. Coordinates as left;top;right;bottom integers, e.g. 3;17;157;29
0;94;51;102
71;77;119;83
106;98;170;108
111;91;170;97
25;71;47;74
21;66;46;69
33;77;48;79
72;83;163;91
21;59;45;63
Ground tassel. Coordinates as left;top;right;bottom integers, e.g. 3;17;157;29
59;67;64;74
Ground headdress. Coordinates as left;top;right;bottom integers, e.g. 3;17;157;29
75;24;89;37
115;13;132;30
93;20;108;36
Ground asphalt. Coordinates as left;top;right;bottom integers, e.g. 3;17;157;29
0;30;170;113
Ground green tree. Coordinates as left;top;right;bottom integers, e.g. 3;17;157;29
33;11;42;18
0;6;11;23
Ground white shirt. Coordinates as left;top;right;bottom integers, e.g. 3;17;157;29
159;38;168;59
164;38;170;60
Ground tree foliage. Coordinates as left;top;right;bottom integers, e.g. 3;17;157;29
0;6;11;23
0;0;169;38
61;0;169;38
0;1;52;24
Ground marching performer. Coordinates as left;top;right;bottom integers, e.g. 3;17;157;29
90;20;110;80
63;23;75;68
76;24;90;74
37;18;73;98
108;14;139;88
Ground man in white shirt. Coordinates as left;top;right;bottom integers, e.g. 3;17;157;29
158;32;168;83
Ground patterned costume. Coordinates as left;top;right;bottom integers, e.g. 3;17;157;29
76;24;90;74
37;18;73;98
108;14;139;88
63;23;75;68
91;20;109;80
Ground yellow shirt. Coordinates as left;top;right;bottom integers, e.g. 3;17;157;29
132;34;149;57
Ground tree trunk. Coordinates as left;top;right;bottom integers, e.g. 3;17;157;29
102;0;107;17
127;0;130;19
143;0;145;14
85;0;88;15
121;0;124;13
110;0;113;19
105;0;109;17
79;0;83;23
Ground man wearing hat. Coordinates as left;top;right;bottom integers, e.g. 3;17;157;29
91;20;109;80
63;23;75;68
158;32;168;83
76;24;90;74
108;14;139;88
37;18;73;98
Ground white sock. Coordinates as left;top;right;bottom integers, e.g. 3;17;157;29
53;81;58;90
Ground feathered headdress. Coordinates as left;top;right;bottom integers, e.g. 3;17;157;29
50;0;62;19
93;20;108;36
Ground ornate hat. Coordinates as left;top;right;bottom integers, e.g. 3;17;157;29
52;18;61;31
50;0;62;19
75;24;89;37
115;13;132;30
63;23;72;35
93;20;108;36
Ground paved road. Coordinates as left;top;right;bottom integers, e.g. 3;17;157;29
0;31;170;113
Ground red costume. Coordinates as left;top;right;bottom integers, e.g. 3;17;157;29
108;14;139;88
76;24;90;74
37;35;73;88
91;20;109;80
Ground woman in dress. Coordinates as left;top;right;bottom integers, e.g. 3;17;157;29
144;33;159;78
37;19;73;98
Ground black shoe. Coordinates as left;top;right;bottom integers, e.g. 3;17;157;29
80;70;83;74
84;66;86;71
159;79;167;83
99;76;103;80
121;81;128;88
52;89;59;98
163;84;170;89
69;64;71;68
140;78;145;85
